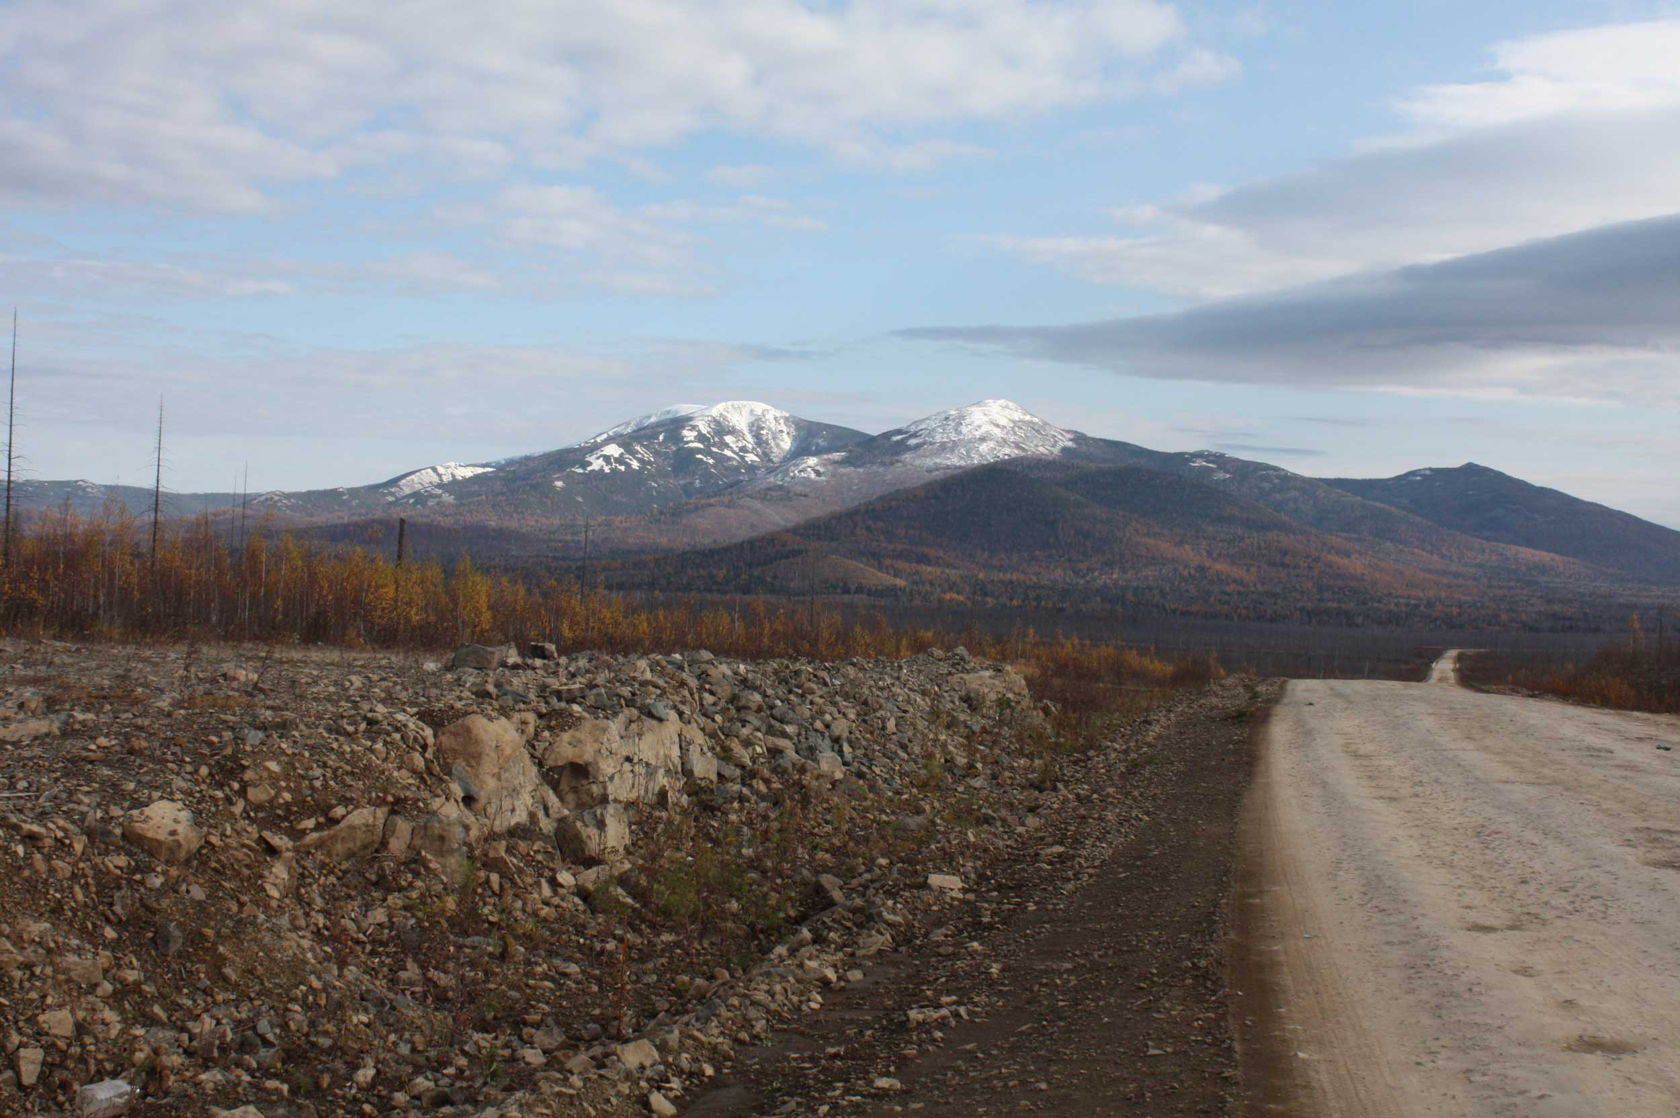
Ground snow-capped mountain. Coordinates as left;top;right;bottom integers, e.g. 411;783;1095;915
466;400;870;516
584;404;707;444
886;399;1076;469
378;463;497;503
28;396;1680;587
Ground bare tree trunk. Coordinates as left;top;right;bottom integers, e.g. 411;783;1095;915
396;516;407;643
150;398;164;575
4;308;17;569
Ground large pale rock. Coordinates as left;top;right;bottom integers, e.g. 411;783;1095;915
954;669;1030;709
408;814;473;877
558;804;629;864
76;1079;136;1118
540;711;691;807
296;807;389;861
616;1038;659;1071
40;1008;75;1037
123;800;203;863
16;1046;44;1088
436;714;560;834
0;716;59;744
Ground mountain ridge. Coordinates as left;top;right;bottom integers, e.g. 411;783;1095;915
17;397;1680;592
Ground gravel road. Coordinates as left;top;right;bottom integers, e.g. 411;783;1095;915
1239;653;1680;1116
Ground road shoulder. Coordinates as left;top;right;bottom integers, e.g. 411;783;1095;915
684;676;1272;1115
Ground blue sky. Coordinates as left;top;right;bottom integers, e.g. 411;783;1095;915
7;0;1680;524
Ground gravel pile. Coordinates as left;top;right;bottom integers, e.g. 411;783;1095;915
0;638;1085;1117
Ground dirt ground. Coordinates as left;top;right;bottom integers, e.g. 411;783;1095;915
681;678;1269;1116
1240;654;1680;1116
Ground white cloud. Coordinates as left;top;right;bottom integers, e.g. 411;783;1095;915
833;137;998;172
913;212;1680;409
27;334;800;455
705;164;782;189
0;0;1220;213
445;184;827;294
1395;19;1680;130
644;194;828;232
985;19;1680;299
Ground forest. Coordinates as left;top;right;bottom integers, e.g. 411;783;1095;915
0;510;1221;704
7;502;1668;708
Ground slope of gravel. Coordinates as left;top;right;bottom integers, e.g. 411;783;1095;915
682;676;1270;1116
0;638;1197;1118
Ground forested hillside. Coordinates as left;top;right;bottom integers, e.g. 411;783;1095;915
591;463;1649;628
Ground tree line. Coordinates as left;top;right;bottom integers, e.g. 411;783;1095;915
0;509;1220;696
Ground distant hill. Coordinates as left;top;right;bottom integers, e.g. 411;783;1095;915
1327;464;1680;584
593;462;1623;627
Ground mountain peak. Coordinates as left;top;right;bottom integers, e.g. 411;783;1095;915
584;404;707;444
892;399;1073;468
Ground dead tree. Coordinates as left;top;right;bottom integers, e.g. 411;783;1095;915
4;309;17;568
149;398;165;569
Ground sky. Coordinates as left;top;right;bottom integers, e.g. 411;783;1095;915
7;0;1680;525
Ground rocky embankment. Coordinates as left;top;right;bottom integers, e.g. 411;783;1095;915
0;638;1114;1117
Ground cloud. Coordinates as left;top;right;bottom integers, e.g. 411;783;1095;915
1214;442;1325;458
833;138;997;173
642;194;828;233
452;184;701;294
906;212;1680;408
1394;20;1680;130
26;334;801;452
984;19;1680;299
0;0;1223;213
444;185;828;294
705;164;782;189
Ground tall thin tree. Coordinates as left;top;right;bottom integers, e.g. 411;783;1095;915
149;397;164;567
238;461;250;548
3;308;17;568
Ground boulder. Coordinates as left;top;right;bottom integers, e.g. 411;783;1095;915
76;1079;136;1118
558;804;629;864
408;814;472;876
540;711;688;806
616;1038;659;1071
681;736;719;783
450;643;513;671
382;814;415;858
814;873;846;907
296;807;389;861
954;668;1030;709
0;716;60;744
40;1008;75;1037
122;800;203;863
436;715;560;834
16;1046;43;1088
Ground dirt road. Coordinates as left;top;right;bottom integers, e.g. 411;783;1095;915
1240;653;1680;1116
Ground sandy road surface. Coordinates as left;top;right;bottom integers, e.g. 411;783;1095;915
1241;654;1680;1116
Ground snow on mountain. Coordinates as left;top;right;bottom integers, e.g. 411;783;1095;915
887;399;1074;469
584;404;706;444
673;401;805;465
379;463;496;500
574;443;648;474
576;402;815;469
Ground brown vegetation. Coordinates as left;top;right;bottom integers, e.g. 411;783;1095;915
1464;614;1680;713
0;512;1220;693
